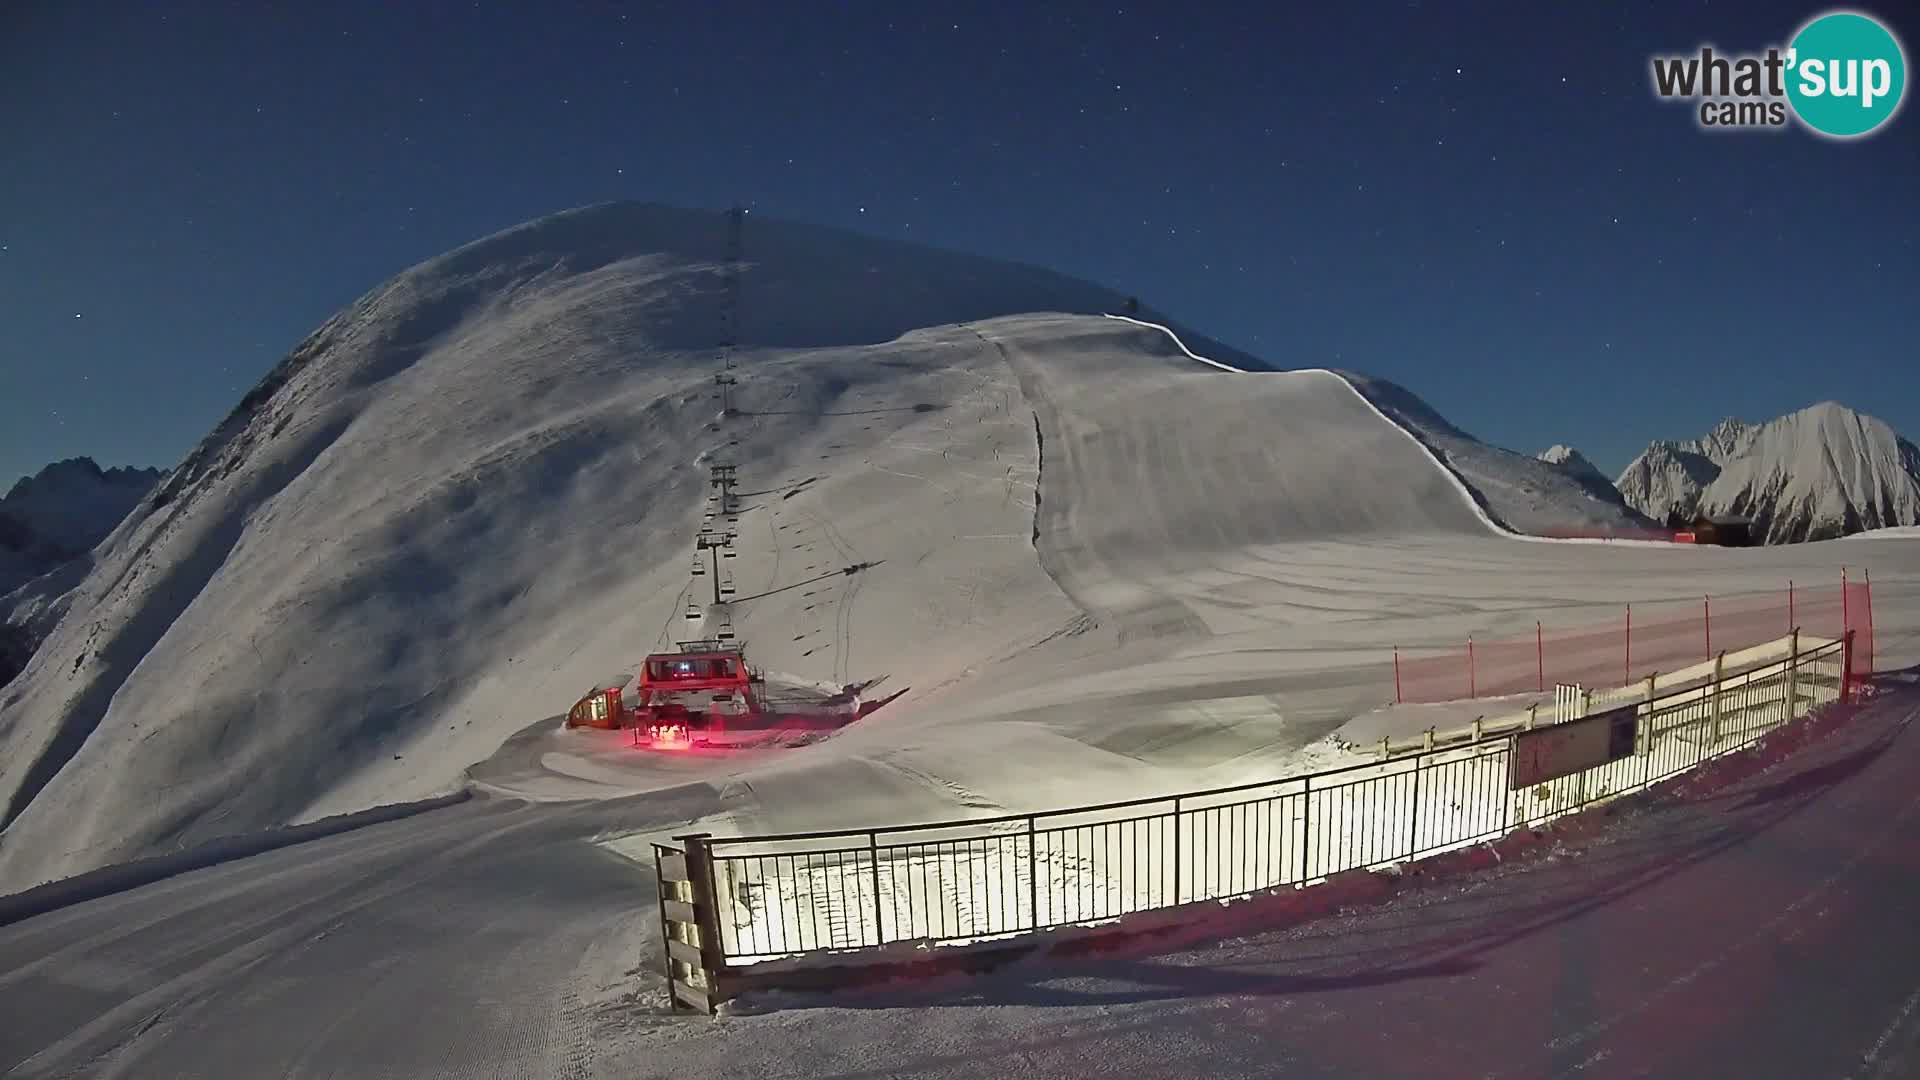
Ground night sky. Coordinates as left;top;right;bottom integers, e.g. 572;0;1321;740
3;1;1915;489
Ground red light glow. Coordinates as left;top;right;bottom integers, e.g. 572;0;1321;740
648;723;691;750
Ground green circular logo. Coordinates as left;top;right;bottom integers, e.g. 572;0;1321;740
1786;11;1907;138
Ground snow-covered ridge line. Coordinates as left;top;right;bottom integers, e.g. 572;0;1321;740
1099;313;1247;373
1102;313;1691;549
1100;312;1504;537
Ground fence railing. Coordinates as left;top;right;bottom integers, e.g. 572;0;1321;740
1393;573;1873;705
653;632;1854;1012
1376;632;1835;759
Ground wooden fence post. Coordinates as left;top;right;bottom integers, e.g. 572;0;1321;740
662;833;728;1015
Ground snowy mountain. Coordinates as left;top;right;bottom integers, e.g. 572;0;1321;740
1687;417;1759;464
0;458;163;686
1;458;164;557
0;202;1672;891
0;458;162;585
1616;404;1920;543
1538;445;1606;486
1614;441;1720;525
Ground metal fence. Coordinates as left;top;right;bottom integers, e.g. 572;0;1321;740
1393;575;1873;704
654;633;1851;1008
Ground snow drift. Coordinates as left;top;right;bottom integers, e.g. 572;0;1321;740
0;202;1725;892
1616;403;1920;543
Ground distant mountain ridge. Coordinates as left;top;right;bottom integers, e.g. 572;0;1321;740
1614;403;1920;543
1;457;163;583
1536;444;1622;499
0;457;164;686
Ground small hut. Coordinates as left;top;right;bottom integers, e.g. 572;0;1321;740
1690;512;1754;547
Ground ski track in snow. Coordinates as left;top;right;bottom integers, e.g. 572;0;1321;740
2;206;1917;1077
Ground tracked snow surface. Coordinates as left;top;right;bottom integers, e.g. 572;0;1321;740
1617;403;1920;542
0;203;1905;902
3;203;1920;1078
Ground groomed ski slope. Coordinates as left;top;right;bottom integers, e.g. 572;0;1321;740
0;202;1628;893
2;204;1920;1077
0;202;1897;896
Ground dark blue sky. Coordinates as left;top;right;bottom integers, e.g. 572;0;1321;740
3;1;1915;488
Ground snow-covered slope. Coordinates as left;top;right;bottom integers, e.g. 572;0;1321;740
0;202;1716;892
1337;375;1653;535
0;203;1290;887
1617;404;1920;543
